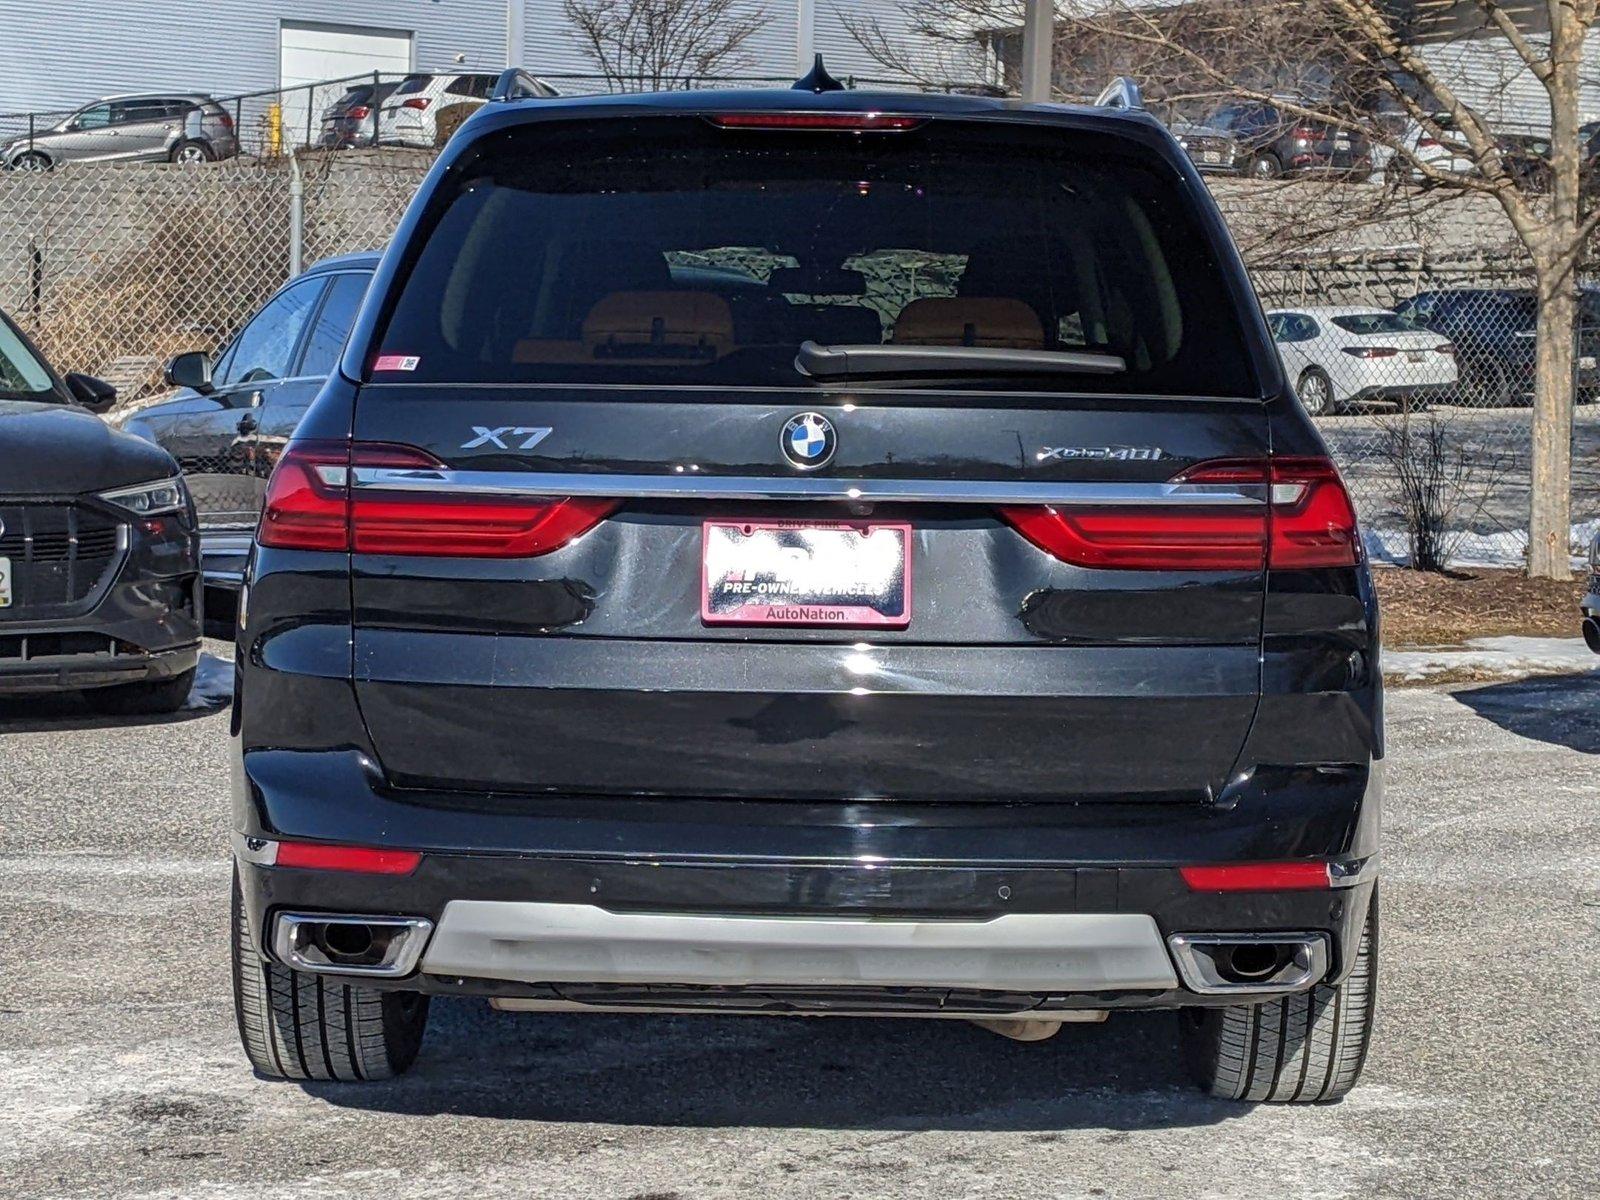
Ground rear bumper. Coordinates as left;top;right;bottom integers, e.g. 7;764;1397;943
231;745;1381;1010
234;843;1375;1010
1345;380;1454;406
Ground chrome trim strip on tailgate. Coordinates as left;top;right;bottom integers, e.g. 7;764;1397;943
419;902;1182;991
350;468;1266;507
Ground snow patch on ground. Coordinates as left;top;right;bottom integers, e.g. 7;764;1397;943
1364;519;1600;569
1384;636;1599;682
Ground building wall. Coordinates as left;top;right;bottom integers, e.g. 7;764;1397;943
0;0;510;116
0;0;948;118
1415;34;1600;131
519;0;936;85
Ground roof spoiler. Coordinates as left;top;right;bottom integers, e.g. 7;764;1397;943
1094;77;1144;111
491;68;547;102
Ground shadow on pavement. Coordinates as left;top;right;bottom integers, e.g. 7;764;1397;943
305;999;1242;1132
1453;670;1600;754
0;650;232;733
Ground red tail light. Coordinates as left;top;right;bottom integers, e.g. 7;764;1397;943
258;441;617;557
1417;136;1441;149
708;112;925;131
276;841;423;874
999;456;1358;572
218;112;234;131
347;104;370;120
1342;346;1398;358
401;97;432;111
1180;861;1332;891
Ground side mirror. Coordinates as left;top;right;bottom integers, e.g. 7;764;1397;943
165;350;214;394
64;372;117;413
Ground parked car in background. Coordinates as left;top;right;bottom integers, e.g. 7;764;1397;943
1373;112;1476;184
1168;117;1240;174
376;70;557;148
1393;287;1600;406
318;80;400;149
114;252;376;590
1203;100;1369;178
0;306;200;712
1;94;238;169
1267;306;1457;414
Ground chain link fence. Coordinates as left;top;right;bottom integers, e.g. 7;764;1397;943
0;94;1593;568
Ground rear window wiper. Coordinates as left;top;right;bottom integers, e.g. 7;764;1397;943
795;340;1127;380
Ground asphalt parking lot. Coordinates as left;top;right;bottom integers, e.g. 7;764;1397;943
2;647;1597;1199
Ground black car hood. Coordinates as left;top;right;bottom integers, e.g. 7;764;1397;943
0;400;178;496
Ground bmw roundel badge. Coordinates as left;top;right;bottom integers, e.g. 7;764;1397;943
780;411;836;470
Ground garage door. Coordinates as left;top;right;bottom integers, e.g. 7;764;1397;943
280;21;414;148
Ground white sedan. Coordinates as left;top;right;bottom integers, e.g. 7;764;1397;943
1267;306;1458;415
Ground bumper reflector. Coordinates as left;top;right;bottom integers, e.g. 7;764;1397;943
275;841;423;875
1180;861;1332;892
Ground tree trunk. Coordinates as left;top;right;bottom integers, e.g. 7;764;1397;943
1528;263;1577;579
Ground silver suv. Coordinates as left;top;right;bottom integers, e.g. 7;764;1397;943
2;94;239;169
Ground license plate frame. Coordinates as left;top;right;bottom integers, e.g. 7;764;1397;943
701;519;912;628
0;556;10;608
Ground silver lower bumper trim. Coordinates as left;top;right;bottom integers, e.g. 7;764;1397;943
419;902;1181;992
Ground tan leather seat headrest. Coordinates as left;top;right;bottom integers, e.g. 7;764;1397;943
582;291;734;361
893;297;1045;350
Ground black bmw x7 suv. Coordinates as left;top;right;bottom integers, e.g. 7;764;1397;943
230;71;1381;1102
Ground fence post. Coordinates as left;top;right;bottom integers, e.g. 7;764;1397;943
371;71;380;147
288;150;304;278
305;83;313;149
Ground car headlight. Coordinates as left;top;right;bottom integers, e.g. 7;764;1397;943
99;476;189;516
1590;531;1600;571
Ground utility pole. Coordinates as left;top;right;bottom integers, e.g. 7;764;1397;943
507;0;525;68
796;0;815;76
1020;0;1053;103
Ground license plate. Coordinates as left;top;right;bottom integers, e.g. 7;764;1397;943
1201;150;1221;164
702;520;911;627
0;556;10;608
1407;351;1424;363
1582;356;1596;370
1335;137;1351;149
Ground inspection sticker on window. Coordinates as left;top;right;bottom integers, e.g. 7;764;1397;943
373;354;420;372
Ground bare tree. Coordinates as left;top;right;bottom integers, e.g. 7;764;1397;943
846;0;1599;579
1373;410;1513;571
562;0;769;91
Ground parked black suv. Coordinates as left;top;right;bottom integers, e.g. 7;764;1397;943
0;308;200;710
117;253;376;588
230;73;1380;1102
1393;287;1600;406
1204;100;1370;179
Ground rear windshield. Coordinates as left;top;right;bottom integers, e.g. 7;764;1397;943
1332;312;1415;335
394;75;431;95
371;116;1258;396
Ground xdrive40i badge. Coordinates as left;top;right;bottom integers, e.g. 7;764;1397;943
781;412;837;470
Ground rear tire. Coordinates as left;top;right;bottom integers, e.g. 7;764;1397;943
230;869;430;1081
1180;892;1378;1104
1249;152;1283;179
1296;366;1337;416
12;150;51;171
170;139;213;164
84;666;195;715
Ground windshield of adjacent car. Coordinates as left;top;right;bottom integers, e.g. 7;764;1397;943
370;115;1258;396
1332;312;1415;335
0;318;56;401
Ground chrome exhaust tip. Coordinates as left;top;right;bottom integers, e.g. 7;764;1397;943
1167;933;1329;995
1583;616;1600;654
272;913;433;977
